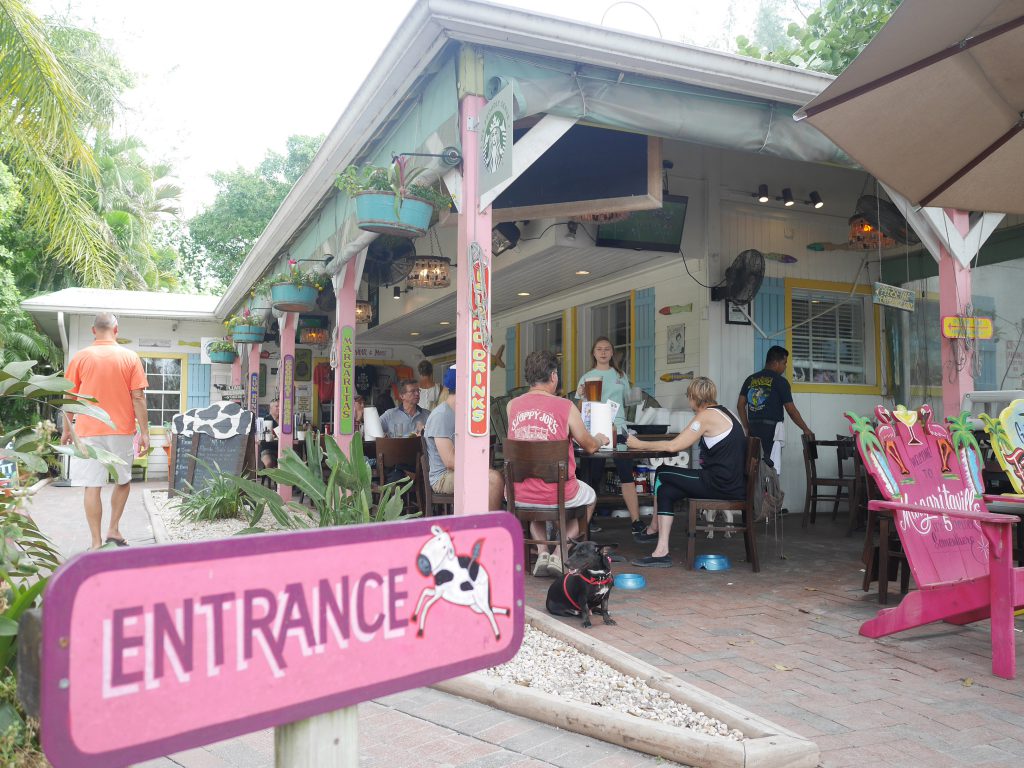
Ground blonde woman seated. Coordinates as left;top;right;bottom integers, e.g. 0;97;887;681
626;376;746;568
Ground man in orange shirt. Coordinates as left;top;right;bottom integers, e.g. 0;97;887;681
61;313;149;549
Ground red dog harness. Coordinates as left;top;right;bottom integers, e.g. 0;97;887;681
561;569;613;611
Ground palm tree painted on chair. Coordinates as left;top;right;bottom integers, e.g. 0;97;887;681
980;413;1024;491
846;411;899;499
947;411;985;497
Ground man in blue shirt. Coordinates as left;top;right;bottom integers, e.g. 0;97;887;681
738;346;813;471
380;379;428;437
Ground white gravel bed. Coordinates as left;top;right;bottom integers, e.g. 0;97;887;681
487;624;744;741
149;490;288;541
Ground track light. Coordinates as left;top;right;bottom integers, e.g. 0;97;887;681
782;188;795;207
756;184;769;203
393;286;401;300
567;221;578;240
809;190;824;209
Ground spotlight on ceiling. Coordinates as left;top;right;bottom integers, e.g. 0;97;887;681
782;188;795;207
809;190;824;209
492;222;521;256
393;286;401;300
756;184;770;203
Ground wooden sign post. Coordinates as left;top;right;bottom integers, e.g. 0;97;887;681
38;514;523;767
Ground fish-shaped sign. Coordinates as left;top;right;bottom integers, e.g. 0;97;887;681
660;371;694;382
658;304;693;315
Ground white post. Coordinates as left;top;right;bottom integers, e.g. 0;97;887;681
274;706;358;767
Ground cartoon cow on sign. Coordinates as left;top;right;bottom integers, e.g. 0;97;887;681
413;525;509;639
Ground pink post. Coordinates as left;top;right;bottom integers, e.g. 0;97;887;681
230;356;242;387
333;264;358;453
277;312;296;502
988;523;1016;679
453;92;492;516
939;209;973;418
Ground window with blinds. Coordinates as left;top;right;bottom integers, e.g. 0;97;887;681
790;289;866;385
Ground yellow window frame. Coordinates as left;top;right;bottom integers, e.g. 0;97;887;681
784;278;882;395
139;352;189;433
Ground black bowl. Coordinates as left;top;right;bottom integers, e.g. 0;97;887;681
628;424;668;435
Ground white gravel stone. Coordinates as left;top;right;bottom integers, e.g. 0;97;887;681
486;625;744;741
149;491;287;542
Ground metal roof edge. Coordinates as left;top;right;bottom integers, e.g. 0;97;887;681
216;0;834;318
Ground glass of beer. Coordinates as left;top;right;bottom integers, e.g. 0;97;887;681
584;377;603;402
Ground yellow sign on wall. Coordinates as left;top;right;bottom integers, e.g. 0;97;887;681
941;316;993;339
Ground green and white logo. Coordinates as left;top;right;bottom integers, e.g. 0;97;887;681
483;108;509;173
479;84;514;199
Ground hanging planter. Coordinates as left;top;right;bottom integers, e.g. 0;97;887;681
257;260;326;313
224;310;266;344
353;191;433;238
206;339;237;364
336;157;453;240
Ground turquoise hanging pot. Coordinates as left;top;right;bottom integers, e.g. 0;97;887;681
270;283;318;312
354;191;432;238
229;324;266;344
208;350;237;364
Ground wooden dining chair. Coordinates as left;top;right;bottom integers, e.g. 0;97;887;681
686;437;762;572
373;436;422;515
801;435;858;529
503;439;589;574
419;435;454;516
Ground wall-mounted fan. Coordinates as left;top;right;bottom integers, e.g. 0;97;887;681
363;236;417;287
711;249;765;303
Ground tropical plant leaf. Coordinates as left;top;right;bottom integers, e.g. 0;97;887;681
0;449;46;473
59;401;116;428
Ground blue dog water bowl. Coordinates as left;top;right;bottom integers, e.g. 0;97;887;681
694;554;731;571
614;573;647;590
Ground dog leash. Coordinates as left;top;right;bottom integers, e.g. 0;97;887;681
561;570;613;611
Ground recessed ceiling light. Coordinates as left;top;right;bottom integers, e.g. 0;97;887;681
517;291;530;297
439;320;450;325
575;270;590;276
410;331;420;336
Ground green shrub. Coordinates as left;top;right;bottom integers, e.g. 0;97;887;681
177;465;252;522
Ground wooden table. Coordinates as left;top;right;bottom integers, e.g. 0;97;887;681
576;436;680;506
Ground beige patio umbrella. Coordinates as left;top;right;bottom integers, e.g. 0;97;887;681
796;0;1024;214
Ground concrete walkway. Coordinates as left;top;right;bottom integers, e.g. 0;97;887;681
28;482;1024;766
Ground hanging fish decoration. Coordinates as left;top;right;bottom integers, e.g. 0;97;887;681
116;338;131;345
178;341;201;347
660;371;694;382
658;304;693;315
763;252;798;264
491;343;506;370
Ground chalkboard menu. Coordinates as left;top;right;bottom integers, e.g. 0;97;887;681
168;401;256;496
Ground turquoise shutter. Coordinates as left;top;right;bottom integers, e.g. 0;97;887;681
505;326;517;391
634;288;655;392
754;278;785;369
974;295;996;391
187;354;211;409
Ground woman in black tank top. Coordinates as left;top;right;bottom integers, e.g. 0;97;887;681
623;377;747;568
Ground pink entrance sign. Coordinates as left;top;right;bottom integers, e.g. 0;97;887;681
41;513;524;768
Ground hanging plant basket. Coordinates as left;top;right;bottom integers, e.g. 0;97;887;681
208;350;237;364
354;191;433;238
229;324;266;344
270;283;319;312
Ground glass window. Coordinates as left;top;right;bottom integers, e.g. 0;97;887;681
580;296;632;378
142;356;184;427
522;313;563;379
790;289;868;385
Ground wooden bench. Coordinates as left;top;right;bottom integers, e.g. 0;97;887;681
846;404;1024;679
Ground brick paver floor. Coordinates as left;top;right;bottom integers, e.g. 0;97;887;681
27;482;1024;766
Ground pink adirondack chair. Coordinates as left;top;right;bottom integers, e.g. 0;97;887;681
846;404;1024;679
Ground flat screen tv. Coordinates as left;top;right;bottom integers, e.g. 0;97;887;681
595;194;688;252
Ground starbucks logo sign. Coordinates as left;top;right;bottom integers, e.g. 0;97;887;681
482;105;510;173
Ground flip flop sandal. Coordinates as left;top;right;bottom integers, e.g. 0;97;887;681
105;537;129;547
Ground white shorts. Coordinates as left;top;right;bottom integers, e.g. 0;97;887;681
70;435;135;487
517;481;596;509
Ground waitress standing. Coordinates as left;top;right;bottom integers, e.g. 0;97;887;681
575;337;644;539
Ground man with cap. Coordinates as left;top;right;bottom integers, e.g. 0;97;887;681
423;366;504;509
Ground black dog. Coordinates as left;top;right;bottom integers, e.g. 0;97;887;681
545;541;616;629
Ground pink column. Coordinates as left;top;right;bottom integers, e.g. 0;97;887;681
454;93;492;515
333;264;358;453
230;356;242;387
277;312;296;502
939;208;973;419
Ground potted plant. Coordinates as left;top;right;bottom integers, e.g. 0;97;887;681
206;339;237;364
225;308;266;344
335;156;452;238
260;259;325;312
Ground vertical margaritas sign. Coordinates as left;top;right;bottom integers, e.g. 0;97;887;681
281;354;294;434
340;326;355;434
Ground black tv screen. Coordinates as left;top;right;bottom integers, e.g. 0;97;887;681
595;195;688;252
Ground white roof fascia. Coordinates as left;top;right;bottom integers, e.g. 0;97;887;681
217;0;834;318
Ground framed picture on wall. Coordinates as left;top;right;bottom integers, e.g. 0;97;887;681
725;300;752;325
259;364;267;398
295;348;312;382
667;323;686;363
